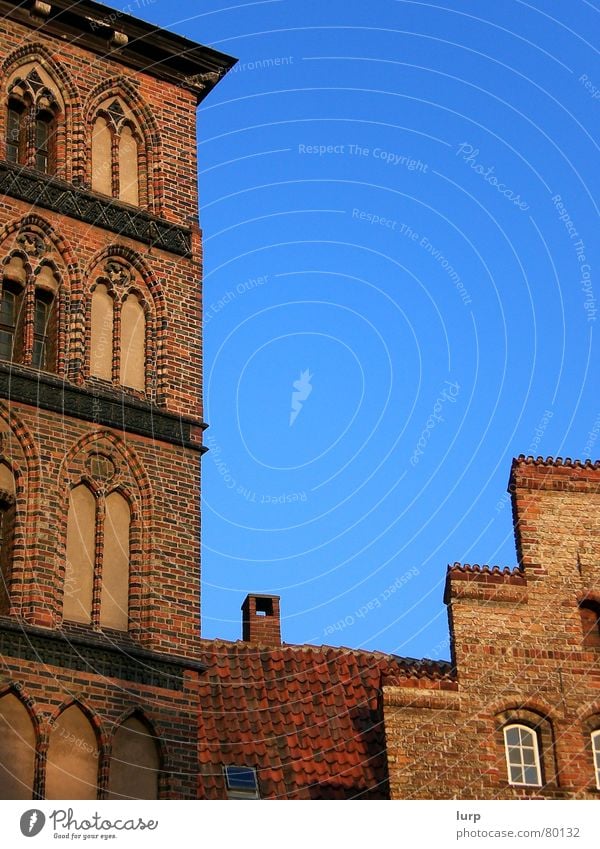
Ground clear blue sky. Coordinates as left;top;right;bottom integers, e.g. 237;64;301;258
102;0;599;658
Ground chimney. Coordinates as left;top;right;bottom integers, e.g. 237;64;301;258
241;594;281;645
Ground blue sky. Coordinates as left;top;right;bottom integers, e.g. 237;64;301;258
102;0;599;658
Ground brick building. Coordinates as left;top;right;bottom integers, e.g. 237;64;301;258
0;1;599;801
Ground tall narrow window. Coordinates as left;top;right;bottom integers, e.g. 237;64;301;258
108;717;159;799
64;484;96;625
0;282;18;362
32;289;54;370
118;125;139;206
100;492;130;631
120;294;145;390
592;731;600;790
63;484;131;631
34;111;54;174
0;693;35;800
0;462;16;616
6;100;24;164
503;724;542;786
46;704;98;800
91;116;112;196
90;284;114;381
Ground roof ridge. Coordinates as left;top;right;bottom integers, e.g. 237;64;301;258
514;454;600;468
447;562;523;576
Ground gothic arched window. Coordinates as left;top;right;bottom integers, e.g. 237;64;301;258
64;482;130;631
0;253;58;373
88;262;149;394
5;68;59;175
108;716;160;799
45;704;98;800
91;100;144;206
0;692;35;799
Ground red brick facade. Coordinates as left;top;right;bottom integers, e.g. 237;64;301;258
0;1;598;802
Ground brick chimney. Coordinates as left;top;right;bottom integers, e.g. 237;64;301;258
241;594;281;645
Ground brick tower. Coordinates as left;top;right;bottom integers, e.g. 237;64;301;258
0;0;234;799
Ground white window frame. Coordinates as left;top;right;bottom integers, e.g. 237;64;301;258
592;730;600;790
503;723;542;787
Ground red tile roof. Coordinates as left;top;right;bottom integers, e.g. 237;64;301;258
195;639;452;799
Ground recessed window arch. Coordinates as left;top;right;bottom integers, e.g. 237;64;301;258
108;715;160;799
503;723;542;787
45;704;99;800
0;461;16;615
0;250;59;373
5;67;61;175
91;98;145;206
64;482;130;631
0;691;36;799
88;261;149;394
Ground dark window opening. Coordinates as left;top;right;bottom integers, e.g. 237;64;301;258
0;495;16;615
34;110;54;174
6;100;24;164
32;289;54;370
580;601;600;649
0;280;23;363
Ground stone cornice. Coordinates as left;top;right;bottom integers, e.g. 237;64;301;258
0;0;237;102
0;161;192;257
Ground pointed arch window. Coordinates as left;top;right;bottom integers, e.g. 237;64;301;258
0;255;58;373
580;600;600;649
64;483;130;631
0;692;35;799
91;100;144;207
0;462;16;616
89;271;147;393
46;704;98;800
5;69;59;175
108;716;159;799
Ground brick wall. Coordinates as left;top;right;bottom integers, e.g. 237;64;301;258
383;457;600;799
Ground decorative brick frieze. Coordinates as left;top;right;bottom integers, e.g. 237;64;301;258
0;162;191;256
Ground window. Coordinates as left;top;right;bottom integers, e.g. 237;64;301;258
503;724;542;786
5;70;59;175
0;269;56;372
108;717;159;800
0;462;16;616
6;100;24;164
45;704;98;800
64;483;130;630
90;275;147;393
224;765;260;799
592;731;600;790
580;601;600;649
91;100;143;206
0;693;35;799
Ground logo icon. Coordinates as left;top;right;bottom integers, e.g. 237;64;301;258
289;369;313;426
20;810;45;837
